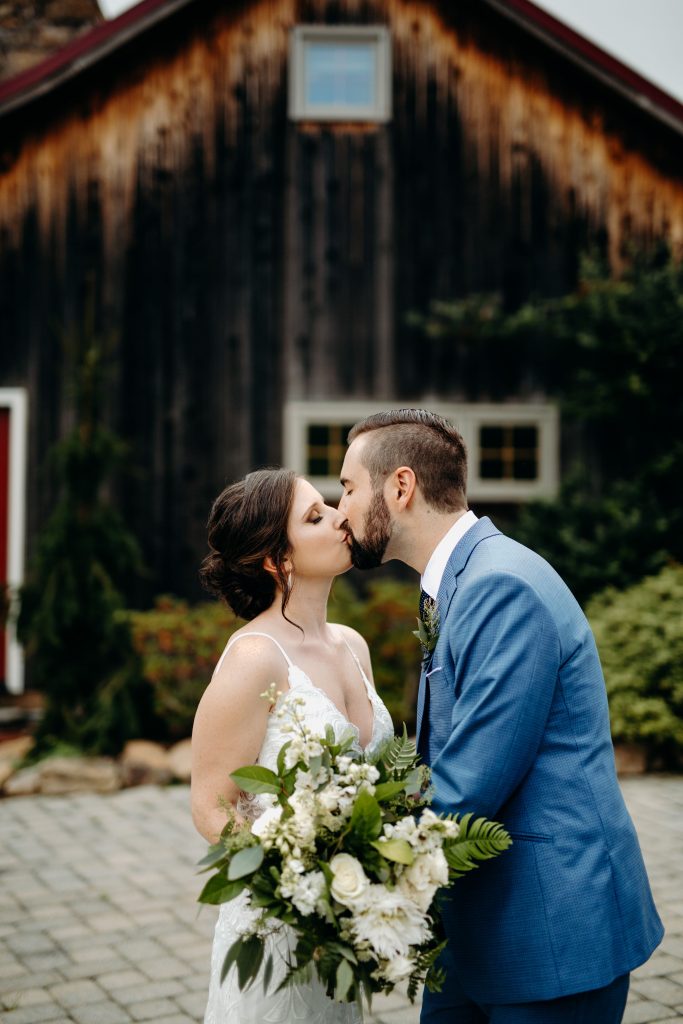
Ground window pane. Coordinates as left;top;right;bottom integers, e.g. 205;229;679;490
305;42;376;109
306;423;355;476
479;425;539;481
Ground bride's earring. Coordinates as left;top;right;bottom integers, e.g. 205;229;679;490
287;570;294;592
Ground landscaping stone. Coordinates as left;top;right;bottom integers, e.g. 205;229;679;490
167;738;191;782
119;742;172;787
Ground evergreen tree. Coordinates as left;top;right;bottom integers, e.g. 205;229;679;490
18;326;154;755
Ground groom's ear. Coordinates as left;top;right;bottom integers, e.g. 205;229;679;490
388;466;417;511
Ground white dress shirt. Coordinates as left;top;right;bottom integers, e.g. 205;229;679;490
420;510;479;600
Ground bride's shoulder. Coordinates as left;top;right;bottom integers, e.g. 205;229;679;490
331;624;373;681
213;628;286;686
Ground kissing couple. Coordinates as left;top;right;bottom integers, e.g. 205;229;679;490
192;407;663;1024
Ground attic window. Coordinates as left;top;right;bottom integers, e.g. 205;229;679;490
289;26;391;122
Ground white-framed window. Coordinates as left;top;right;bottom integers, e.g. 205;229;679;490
284;401;559;502
288;25;392;122
0;388;28;694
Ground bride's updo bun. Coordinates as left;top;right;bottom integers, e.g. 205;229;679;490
199;468;298;620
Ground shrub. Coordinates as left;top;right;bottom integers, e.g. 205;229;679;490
18;335;151;756
128;596;242;740
129;581;423;740
587;564;683;768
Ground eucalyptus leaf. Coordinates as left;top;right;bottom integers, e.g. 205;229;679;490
335;958;354;1002
228;844;265;880
371;837;415;865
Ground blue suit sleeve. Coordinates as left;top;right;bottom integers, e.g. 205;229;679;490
430;571;561;820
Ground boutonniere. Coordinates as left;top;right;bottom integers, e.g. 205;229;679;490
413;597;440;664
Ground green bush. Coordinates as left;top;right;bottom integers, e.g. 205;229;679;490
18;334;152;756
129;581;423;740
128;596;242;740
587;564;683;767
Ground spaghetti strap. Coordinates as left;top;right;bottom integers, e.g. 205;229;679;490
214;631;294;676
337;629;372;690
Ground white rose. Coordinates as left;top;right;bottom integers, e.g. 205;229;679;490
329;853;369;907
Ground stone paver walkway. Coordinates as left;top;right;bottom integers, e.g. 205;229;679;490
0;777;682;1023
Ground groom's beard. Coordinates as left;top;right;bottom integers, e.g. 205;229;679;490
345;490;392;570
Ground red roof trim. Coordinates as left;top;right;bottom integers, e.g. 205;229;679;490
483;0;683;133
0;0;682;134
0;0;192;114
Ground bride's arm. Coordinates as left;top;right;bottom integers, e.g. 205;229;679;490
190;636;286;844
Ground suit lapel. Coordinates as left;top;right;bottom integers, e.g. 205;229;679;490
415;517;501;756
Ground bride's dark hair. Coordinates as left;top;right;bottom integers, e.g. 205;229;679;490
199;468;298;621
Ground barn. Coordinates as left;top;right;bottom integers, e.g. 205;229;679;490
1;0;683;692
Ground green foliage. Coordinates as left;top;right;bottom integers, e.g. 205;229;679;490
18;329;152;756
129;580;422;740
513;474;671;607
587;565;683;766
409;252;683;602
127;596;242;739
443;813;513;879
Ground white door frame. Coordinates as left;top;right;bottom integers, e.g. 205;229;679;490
0;388;28;694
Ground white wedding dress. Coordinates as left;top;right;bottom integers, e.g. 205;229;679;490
203;630;395;1024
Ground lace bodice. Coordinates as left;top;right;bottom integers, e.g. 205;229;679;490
203;630;394;1022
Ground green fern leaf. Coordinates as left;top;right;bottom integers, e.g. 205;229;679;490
443;813;512;878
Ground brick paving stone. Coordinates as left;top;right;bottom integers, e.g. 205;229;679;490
96;970;147;992
623;1001;673;1023
108;979;186;1006
135;955;189;981
173;990;209;1017
2;1005;66;1024
1;779;681;1024
631;976;683;1007
49;979;107;1008
60;958;130;981
127;998;179;1021
69;1002;133;1024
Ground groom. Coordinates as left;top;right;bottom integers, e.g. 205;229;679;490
338;408;663;1024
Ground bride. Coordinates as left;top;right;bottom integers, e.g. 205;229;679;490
191;468;394;1023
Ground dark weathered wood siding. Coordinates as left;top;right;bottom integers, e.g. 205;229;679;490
1;0;682;597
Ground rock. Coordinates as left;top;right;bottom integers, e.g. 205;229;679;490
614;743;647;775
0;735;34;789
40;756;120;794
3;763;42;796
120;740;173;787
168;738;192;782
2;755;121;796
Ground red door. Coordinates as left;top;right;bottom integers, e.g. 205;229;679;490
0;409;9;685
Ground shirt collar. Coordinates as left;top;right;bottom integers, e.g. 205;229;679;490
421;510;479;600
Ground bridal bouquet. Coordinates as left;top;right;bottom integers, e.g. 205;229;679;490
197;689;510;1007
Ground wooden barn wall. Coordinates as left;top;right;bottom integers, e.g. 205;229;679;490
0;0;682;598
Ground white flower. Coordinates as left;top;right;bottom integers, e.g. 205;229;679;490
329;853;369;907
288;869;327;917
349;884;430;958
397;849;449;912
251;805;283;844
377;954;414;983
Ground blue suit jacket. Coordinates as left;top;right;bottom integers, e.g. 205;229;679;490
416;518;663;1005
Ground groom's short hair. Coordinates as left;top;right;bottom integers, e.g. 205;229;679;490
347;409;467;512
